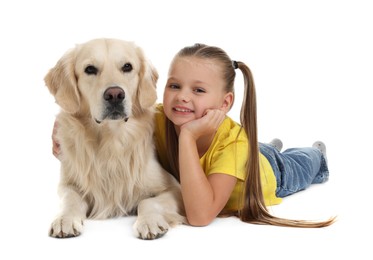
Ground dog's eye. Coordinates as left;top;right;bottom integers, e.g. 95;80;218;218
121;63;133;73
85;65;98;75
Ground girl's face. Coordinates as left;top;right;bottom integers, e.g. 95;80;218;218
163;56;232;128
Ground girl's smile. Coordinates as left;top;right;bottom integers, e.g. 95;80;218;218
172;105;195;114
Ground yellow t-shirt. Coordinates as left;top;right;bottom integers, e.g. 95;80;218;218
154;104;282;212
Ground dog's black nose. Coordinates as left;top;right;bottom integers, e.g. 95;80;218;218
104;87;125;105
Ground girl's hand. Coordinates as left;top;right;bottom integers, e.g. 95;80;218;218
52;121;61;158
180;109;226;140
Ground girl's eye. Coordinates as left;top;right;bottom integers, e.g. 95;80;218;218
169;84;180;89
194;88;206;93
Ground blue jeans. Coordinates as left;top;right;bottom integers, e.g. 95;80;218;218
259;143;329;198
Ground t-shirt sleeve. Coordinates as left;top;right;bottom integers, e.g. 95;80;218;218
206;136;248;181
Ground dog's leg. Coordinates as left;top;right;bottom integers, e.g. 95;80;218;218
49;186;88;238
133;187;186;240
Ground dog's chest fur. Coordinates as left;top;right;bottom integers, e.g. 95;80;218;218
57;111;156;218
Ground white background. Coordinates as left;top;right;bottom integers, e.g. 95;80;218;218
0;0;372;259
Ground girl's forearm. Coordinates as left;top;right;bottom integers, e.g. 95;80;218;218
178;132;216;226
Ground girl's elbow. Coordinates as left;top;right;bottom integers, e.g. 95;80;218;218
187;213;215;227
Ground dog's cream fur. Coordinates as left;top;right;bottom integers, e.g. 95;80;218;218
45;38;185;239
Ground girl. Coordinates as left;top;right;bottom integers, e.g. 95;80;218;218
153;43;333;227
53;43;334;228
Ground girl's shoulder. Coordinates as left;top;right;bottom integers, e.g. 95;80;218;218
154;103;166;124
208;116;248;154
218;116;247;141
155;103;164;114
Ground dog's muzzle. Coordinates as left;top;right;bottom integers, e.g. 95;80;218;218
95;86;129;124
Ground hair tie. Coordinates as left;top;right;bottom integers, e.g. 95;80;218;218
232;60;238;69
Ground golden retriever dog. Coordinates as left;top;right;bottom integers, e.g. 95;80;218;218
45;38;185;239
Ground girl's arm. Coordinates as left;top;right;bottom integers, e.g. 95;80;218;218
52;120;61;158
178;110;237;226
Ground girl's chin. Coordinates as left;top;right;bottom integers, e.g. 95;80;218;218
171;119;193;127
166;110;202;127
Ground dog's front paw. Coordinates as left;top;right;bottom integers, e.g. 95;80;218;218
133;214;170;240
49;216;84;238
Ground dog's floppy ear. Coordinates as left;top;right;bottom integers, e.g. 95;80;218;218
137;50;158;109
44;48;80;114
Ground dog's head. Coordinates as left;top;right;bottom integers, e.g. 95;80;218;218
44;38;158;123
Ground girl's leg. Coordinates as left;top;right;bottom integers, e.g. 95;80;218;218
260;140;329;198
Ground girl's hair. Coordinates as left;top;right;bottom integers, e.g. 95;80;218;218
165;43;335;228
